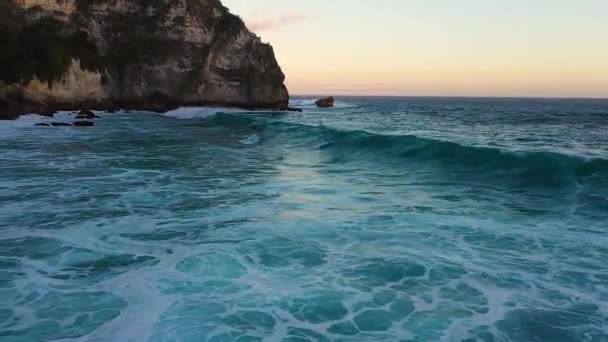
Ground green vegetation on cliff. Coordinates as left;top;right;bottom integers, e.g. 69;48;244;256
0;7;102;86
0;0;247;87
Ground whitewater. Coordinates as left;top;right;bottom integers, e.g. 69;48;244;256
1;96;607;341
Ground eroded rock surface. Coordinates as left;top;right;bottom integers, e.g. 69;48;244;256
0;0;289;119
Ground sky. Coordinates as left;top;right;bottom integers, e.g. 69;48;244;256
223;0;608;98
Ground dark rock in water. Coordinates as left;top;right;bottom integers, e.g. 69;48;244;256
35;123;51;126
38;108;56;117
316;97;335;108
73;121;94;127
50;122;72;127
78;109;94;115
75;114;100;119
0;0;290;119
76;110;100;119
288;107;303;112
106;109;116;113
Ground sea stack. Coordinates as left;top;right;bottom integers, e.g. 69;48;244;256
315;96;335;108
0;0;289;119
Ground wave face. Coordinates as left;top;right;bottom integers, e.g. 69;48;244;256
1;97;608;341
289;121;607;184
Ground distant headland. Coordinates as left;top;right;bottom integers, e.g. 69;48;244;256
0;0;289;119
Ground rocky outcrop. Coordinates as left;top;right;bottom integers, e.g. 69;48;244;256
73;120;94;126
75;109;100;119
0;0;289;119
316;97;335;108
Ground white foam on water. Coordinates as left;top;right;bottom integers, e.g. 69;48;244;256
2;97;608;341
0;111;96;128
0;112;80;140
289;98;317;107
1;113;48;128
162;107;247;120
239;134;261;145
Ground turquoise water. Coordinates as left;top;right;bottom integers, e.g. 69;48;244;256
1;97;607;341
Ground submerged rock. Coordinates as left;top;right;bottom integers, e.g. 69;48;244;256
0;0;290;119
38;108;56;117
50;122;72;127
75;113;100;119
77;109;98;117
316;97;335;108
73;121;94;127
35;123;50;126
288;107;304;112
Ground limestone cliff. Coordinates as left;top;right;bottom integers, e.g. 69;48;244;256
0;0;289;119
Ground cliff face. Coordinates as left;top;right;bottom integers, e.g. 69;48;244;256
0;0;289;118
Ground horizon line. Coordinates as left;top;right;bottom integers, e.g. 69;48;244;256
290;94;608;101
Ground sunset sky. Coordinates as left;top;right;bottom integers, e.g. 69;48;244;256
223;0;608;98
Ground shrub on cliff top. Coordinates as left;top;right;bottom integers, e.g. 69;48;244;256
216;11;246;44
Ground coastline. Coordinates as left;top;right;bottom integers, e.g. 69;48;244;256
0;98;294;120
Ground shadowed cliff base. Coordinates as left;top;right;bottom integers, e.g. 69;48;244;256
0;93;291;120
0;0;289;119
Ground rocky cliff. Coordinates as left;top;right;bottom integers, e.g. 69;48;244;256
0;0;289;119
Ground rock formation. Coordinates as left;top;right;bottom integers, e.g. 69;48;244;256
315;96;335;108
0;0;289;119
73;120;94;126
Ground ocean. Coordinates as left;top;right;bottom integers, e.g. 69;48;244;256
1;96;607;341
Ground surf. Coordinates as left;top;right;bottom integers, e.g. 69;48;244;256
203;113;608;188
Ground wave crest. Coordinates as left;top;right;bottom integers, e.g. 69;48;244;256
204;114;608;187
322;127;605;178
